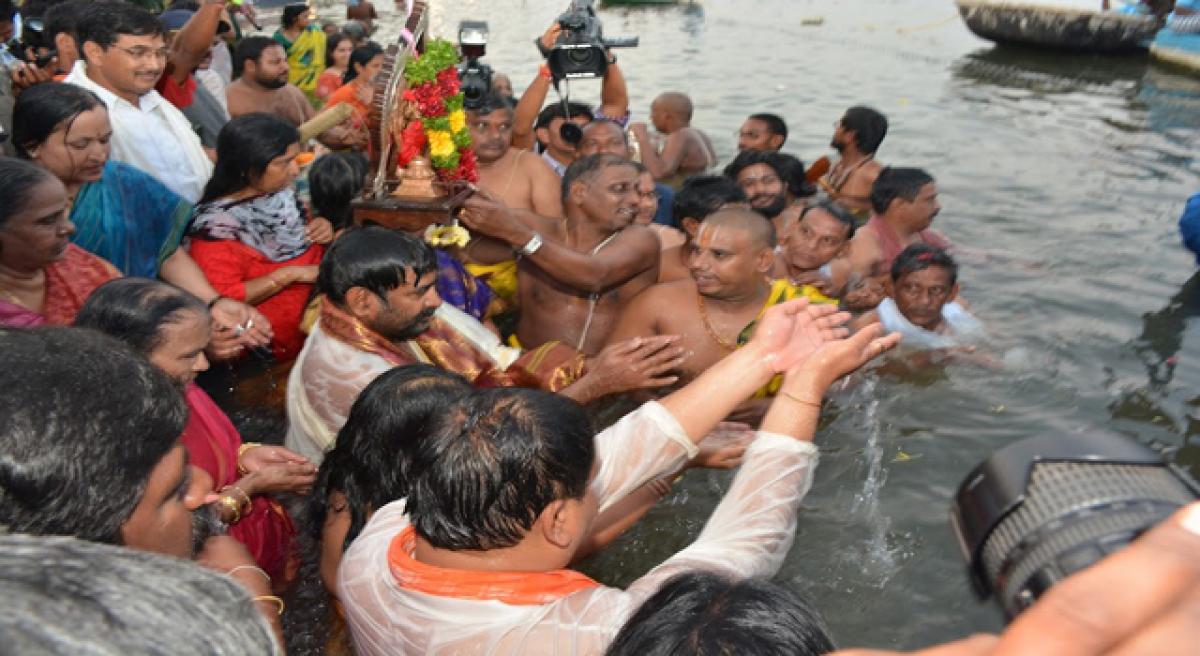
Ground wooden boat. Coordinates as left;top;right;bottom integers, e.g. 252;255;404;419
1151;19;1200;74
351;0;470;233
955;0;1163;53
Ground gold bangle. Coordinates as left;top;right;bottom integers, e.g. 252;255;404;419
218;494;242;524
252;595;285;615
227;564;271;584
780;391;823;409
221;484;253;516
237;442;262;476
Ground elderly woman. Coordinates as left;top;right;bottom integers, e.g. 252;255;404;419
75;277;318;582
189;113;331;360
0;157;117;327
11;82;272;357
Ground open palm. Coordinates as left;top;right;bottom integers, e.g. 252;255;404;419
749;299;851;373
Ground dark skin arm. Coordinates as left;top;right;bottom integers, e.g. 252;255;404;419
511;25;560;150
460;196;660;294
169;0;227;85
630;123;688;180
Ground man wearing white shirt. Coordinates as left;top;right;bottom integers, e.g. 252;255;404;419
64;2;212;203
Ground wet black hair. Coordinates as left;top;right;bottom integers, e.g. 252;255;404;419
344;42;384;84
535;101;593;130
471;92;513;117
672;175;747;226
405;387;595;550
606;571;836;656
0;157;57;231
868;167;934;216
799;198;857;241
281;3;309;29
324;32;350;68
0;327;187;545
317;226;436;304
770;152;817;198
200;113;300;204
233;35;283;78
12;82;104;159
308;151;369;231
841;105;888;155
76;1;162;55
562;153;635;206
722;148;784;182
75;278;207;356
891;243;958;286
747;112;788;146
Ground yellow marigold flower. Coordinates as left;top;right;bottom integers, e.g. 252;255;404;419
448;110;466;134
428;130;455;158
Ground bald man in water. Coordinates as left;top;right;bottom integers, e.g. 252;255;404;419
607;208;780;386
629;91;717;188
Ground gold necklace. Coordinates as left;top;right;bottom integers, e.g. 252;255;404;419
697;296;737;351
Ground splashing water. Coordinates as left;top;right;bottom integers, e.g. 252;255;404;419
848;376;899;583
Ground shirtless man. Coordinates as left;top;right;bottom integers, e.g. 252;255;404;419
819;105;887;220
736;113;787;152
830;167;949;310
578;120;675;226
459;154;660;355
630;92;717;188
659;175;747;283
226;36;362;148
608;208;777;386
724;149;790;236
470;93;562;219
774;199;856;297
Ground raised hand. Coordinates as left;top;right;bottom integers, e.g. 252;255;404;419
748;299;851;374
791;322;902;388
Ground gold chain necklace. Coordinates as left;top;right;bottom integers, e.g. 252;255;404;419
697;296;737;351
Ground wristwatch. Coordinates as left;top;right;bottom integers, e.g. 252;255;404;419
519;232;544;257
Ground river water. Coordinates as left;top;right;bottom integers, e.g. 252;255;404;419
309;0;1200;649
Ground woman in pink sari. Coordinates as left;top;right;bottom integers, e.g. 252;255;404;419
75;277;318;583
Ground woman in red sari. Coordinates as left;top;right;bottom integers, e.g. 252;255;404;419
75;277;318;583
0;157;118;328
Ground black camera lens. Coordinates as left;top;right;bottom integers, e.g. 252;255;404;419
559;122;583;145
951;433;1196;619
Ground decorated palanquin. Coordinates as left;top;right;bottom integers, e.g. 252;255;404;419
352;0;475;244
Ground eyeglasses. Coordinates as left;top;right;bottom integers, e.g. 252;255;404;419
111;46;170;61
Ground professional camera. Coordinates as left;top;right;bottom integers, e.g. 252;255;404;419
543;0;638;81
951;433;1197;619
456;20;493;111
1;17;57;69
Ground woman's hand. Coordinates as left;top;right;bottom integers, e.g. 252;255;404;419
210;297;273;347
238;444;312;475
305;217;335;245
788;323;902;389
747;299;851;374
240;461;318;496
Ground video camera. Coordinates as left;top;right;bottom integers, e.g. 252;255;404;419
0;17;57;70
543;0;637;81
951;432;1198;619
457;20;494;111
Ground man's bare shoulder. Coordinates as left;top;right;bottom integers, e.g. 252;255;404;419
518;148;555;175
616;224;662;251
633;278;696;305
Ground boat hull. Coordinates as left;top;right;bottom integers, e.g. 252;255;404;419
956;0;1161;53
1151;28;1200;75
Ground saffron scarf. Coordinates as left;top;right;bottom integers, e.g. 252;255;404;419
388;526;599;605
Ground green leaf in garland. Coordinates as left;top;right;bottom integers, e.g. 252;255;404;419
432;151;461;170
452;129;472;149
444;93;464;113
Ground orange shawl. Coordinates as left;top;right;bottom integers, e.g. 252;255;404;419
43;244;120;325
388;526;599;605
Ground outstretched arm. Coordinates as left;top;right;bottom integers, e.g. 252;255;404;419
631;124;687;180
597;60;629;121
169;0;227;85
511;25;562;150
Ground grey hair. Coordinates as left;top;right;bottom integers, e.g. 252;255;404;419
0;533;282;655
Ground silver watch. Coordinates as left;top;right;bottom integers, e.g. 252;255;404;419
519;232;544;256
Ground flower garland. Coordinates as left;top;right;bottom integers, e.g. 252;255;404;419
400;38;478;184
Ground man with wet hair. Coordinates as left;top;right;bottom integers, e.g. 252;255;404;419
724;149;792;236
286;226;685;462
461;154;662;355
470;92;562;218
630;91;718;187
819;105;888;219
737;112;788;152
831;166;950;310
64;1;212;202
658;175;748;283
859;244;981;348
338;296;902;655
578;119;674;226
775;199;857;296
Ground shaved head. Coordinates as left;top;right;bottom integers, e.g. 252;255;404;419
701;208;777;249
654;92;694;121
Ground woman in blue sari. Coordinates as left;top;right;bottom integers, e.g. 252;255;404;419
13;83;273;358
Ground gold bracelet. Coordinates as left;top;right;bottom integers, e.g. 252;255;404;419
227;564;271;584
780;390;823;409
221;484;253;517
252;595;285;615
236;442;262;476
218;494;242;524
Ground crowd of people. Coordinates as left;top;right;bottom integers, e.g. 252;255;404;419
0;0;1196;654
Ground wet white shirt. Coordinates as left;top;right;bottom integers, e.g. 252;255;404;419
339;401;819;655
64;61;212;203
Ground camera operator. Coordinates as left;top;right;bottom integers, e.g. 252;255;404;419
0;0;52;156
511;22;629;176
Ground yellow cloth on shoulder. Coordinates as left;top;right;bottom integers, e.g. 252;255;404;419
465;259;519;304
742;280;837;398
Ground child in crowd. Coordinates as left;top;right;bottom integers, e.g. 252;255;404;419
629;91;718;188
